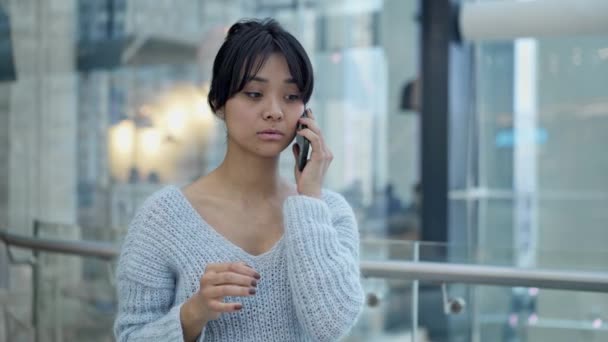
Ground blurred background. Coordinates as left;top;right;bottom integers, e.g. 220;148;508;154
0;0;607;341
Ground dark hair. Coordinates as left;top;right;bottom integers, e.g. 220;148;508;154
207;18;314;114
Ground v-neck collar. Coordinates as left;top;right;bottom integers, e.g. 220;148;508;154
168;185;285;263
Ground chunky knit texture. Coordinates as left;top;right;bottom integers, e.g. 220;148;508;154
113;185;364;341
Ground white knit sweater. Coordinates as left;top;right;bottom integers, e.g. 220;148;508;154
113;185;364;341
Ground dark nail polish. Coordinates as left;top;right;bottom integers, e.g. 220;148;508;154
249;288;256;295
254;273;261;280
235;304;243;310
251;279;258;287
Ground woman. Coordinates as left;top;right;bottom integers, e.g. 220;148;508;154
114;18;364;342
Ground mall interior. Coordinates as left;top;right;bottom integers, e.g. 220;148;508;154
1;0;607;341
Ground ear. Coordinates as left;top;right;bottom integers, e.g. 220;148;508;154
216;107;226;120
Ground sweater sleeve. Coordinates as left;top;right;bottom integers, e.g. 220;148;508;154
282;191;365;341
113;200;206;342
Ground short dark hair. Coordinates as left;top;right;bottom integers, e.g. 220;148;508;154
207;18;314;114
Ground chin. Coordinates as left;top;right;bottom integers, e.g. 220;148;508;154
254;144;290;158
256;149;284;159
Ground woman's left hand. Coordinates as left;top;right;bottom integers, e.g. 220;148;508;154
292;109;333;198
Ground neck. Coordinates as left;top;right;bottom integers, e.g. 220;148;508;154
211;144;285;201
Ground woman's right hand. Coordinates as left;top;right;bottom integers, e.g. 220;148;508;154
180;262;260;340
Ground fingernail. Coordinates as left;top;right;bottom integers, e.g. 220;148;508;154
249;288;256;295
244;263;253;268
254;273;261;280
235;304;243;310
251;279;258;287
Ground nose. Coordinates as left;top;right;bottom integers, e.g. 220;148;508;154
263;99;284;121
263;110;283;121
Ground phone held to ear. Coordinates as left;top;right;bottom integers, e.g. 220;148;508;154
296;109;310;172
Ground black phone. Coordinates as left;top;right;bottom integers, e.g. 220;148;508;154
296;109;310;172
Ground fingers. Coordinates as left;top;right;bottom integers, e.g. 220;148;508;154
206;271;258;287
205;262;261;280
296;129;332;162
192;262;260;321
296;110;333;169
203;284;257;299
305;108;316;120
207;300;244;313
198;262;259;314
200;262;260;299
202;263;259;294
297;112;332;160
297;115;322;152
298;117;322;138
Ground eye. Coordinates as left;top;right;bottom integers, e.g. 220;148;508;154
244;92;262;99
285;94;301;101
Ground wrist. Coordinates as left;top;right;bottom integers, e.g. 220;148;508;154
297;186;322;199
180;296;208;338
299;192;322;199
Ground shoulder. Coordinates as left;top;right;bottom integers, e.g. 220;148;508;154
129;185;186;230
120;185;188;254
116;185;185;286
137;184;184;214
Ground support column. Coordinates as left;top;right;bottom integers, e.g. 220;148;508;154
6;1;78;340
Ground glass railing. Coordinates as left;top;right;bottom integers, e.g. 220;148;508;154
29;222;116;342
2;229;608;342
33;250;114;341
352;280;608;342
353;239;608;341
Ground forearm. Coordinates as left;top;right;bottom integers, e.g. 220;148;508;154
285;221;364;310
283;195;364;340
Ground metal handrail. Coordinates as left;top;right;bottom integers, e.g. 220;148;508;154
361;261;608;293
2;229;608;292
0;229;118;260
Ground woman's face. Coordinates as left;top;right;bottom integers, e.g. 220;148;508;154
221;53;305;158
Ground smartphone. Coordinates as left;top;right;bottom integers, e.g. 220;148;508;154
296;109;310;172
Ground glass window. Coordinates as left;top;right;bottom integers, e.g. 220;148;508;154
3;0;421;240
1;1;421;339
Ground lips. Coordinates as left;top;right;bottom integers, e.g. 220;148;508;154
257;129;284;141
258;129;284;135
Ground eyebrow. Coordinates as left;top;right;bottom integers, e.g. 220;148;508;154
248;76;296;84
